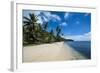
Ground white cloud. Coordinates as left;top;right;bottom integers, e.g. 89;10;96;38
36;16;43;24
84;32;91;36
43;12;61;22
34;11;61;23
34;11;49;24
25;11;61;24
42;12;51;18
62;32;91;41
60;22;68;26
33;11;41;16
51;14;61;22
64;12;69;19
42;16;48;22
84;13;90;17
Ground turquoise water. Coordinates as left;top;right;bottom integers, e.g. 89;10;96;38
64;41;91;59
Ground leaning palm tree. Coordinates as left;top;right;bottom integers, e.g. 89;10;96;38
55;26;62;41
56;26;61;37
23;13;38;30
42;22;48;31
23;13;39;44
50;29;54;35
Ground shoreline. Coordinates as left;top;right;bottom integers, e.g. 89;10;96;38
23;42;86;62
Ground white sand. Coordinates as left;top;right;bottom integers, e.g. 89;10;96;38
23;42;86;62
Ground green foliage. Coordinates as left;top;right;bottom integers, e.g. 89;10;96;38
23;13;64;46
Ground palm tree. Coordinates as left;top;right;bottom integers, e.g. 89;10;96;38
50;29;54;35
42;22;48;31
23;13;39;44
23;13;64;45
23;13;38;30
55;26;62;41
56;26;61;37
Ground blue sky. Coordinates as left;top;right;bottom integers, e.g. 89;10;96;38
23;10;91;41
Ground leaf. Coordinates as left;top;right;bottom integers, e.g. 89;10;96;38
23;16;31;21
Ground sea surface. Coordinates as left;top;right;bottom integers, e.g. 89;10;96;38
64;41;91;59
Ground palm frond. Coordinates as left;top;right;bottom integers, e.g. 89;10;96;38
23;16;31;21
29;13;37;22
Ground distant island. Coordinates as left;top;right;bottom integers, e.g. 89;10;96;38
63;39;74;41
23;13;73;46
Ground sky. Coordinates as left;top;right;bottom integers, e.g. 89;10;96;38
23;10;91;41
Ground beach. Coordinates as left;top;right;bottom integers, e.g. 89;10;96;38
23;42;86;62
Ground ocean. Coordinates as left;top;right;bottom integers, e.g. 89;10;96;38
64;41;91;59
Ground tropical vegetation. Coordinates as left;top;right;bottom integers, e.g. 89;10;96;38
23;13;65;45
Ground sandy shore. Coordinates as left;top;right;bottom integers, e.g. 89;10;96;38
23;42;86;62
